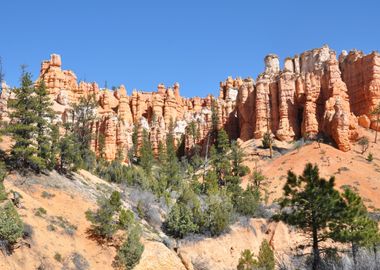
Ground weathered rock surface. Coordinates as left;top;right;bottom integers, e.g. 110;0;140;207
3;46;380;159
235;45;358;151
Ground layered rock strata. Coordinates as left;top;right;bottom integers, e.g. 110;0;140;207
3;45;380;160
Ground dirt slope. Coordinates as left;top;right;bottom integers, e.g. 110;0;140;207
0;171;186;270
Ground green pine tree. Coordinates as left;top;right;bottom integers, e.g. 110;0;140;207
70;94;97;160
211;129;231;186
230;141;249;178
275;163;345;270
211;98;219;133
164;201;198;238
34;80;56;168
257;239;275;270
205;191;233;236
113;225;144;270
140;129;153;176
162;122;181;189
58;132;81;173
46;123;60;170
0;201;24;251
8;70;45;173
98;133;106;159
85;191;122;239
237;249;258;270
331;187;380;268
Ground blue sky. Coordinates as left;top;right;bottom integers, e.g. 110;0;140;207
1;0;379;97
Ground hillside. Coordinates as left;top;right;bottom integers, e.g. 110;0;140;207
1;126;380;269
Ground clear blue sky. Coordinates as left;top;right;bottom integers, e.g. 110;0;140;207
1;0;379;97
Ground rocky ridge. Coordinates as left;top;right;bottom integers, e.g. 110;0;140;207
1;45;379;160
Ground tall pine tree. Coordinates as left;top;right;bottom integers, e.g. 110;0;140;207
70;94;97;159
140;129;153;176
331;187;380;268
34;80;57;168
8;69;45;173
275;163;345;270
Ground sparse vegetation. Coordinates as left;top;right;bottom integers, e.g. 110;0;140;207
275;163;345;270
358;136;370;154
0;201;24;252
85;191;122;239
113;225;144;270
35;207;47;217
237;240;275;270
41;191;55;199
54;252;63;263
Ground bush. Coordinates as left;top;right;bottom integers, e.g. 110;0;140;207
257;239;275;270
23;223;34;239
262;132;273;149
0;162;8;202
119;209;135;231
164;202;198;238
54;252;63;263
235;186;261;217
237;249;258;270
367;152;374;162
204;192;233;236
0;201;24;250
85;191;122;239
0;180;7;202
237;240;275;270
35;207;47;217
71;252;89;270
41;191;55;199
113;225;144;270
358;136;369;154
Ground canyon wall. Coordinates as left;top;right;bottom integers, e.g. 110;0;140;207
1;45;379;160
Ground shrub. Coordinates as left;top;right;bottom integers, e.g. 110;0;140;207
262;132;273;149
0;180;7;202
23;223;34;239
257;239;275;270
54;252;63;262
41;191;55;199
119;209;135;231
205;192;233;236
71;252;89;270
235;186;261;217
237;249;258;270
367;152;374;162
164;202;198;238
85;191;122;239
237;240;275;270
0;162;7;202
358;136;369;154
35;207;47;217
113;225;144;270
0;201;24;250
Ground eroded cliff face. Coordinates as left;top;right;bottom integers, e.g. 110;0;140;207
235;45;360;151
339;50;380;130
2;45;379;160
29;54;236;161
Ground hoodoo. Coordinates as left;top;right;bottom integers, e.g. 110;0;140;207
2;45;380;160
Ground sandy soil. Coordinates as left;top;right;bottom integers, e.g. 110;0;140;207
0;171;185;270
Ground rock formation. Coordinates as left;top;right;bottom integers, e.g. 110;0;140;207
3;45;380;160
234;45;359;151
